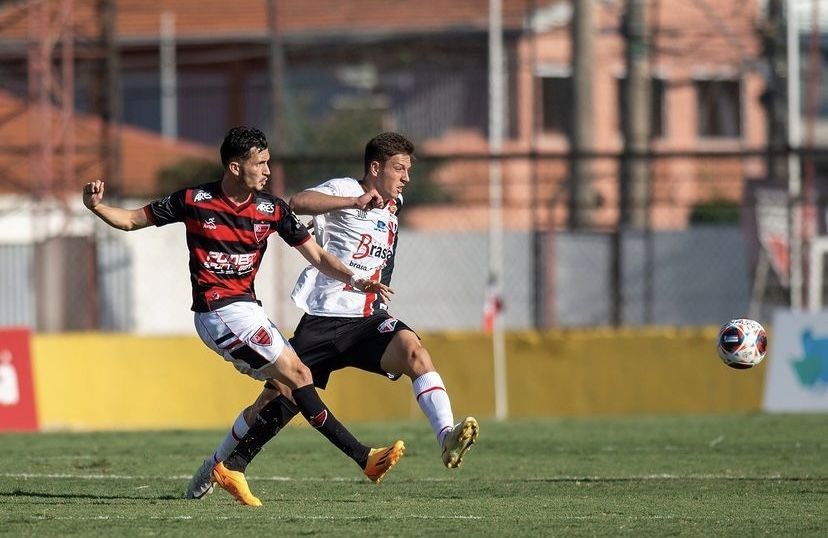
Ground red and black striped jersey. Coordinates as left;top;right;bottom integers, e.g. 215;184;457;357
143;180;311;312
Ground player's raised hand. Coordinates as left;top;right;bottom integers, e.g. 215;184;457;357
355;189;384;211
355;279;394;303
83;180;105;210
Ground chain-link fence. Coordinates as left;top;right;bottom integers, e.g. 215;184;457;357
2;149;826;334
2;0;827;333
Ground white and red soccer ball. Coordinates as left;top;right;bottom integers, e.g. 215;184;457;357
716;318;768;369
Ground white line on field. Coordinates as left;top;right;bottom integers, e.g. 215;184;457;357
708;435;725;447
28;514;483;521
1;472;799;481
23;514;696;522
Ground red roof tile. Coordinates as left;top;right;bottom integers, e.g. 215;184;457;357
0;90;214;196
0;0;540;41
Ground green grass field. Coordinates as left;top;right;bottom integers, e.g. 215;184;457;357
1;414;826;536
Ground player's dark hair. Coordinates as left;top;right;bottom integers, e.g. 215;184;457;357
363;132;414;175
220;126;268;167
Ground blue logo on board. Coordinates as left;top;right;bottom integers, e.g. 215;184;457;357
791;330;828;388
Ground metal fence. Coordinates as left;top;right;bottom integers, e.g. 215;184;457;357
1;150;823;334
2;1;827;332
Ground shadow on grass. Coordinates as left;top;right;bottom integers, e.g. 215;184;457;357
0;490;179;501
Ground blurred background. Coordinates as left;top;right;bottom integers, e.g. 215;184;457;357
0;1;826;429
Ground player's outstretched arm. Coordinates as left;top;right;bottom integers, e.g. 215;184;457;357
294;239;394;302
82;180;151;231
290;188;383;215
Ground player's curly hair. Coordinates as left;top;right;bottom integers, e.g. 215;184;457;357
220;126;269;167
364;132;415;175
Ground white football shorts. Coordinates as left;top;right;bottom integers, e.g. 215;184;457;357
194;301;288;381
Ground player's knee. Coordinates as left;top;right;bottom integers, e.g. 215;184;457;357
268;348;314;389
282;361;313;389
294;363;313;387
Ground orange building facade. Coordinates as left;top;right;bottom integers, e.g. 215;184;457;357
0;1;769;231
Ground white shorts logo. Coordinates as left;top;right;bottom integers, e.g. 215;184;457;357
377;318;398;334
251;326;272;346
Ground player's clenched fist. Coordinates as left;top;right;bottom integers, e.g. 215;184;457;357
83;180;105;210
355;189;384;211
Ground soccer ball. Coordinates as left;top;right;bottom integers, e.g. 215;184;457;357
716;318;768;369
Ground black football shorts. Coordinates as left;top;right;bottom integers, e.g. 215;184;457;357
281;312;416;389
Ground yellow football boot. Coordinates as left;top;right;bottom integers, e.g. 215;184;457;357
363;440;405;484
441;417;479;468
212;461;262;507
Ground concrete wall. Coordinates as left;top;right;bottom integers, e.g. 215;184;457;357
31;328;765;431
0;225;756;332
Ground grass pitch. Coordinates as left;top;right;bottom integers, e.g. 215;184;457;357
0;414;826;536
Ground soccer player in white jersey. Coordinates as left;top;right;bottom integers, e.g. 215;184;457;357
187;132;479;502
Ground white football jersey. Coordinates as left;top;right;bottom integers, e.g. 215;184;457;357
291;177;401;317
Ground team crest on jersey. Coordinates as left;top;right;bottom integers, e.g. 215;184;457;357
377;318;398;333
251;326;272;346
254;223;270;242
193;190;212;202
256;201;275;214
387;200;397;214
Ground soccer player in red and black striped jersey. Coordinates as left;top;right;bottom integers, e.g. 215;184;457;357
184;132;479;503
82;126;404;506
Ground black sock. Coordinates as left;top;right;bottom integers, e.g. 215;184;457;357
224;395;299;472
292;384;371;468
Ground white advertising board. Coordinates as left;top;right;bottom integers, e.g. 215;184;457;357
762;310;828;412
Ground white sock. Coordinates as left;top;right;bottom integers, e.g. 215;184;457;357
412;371;454;446
211;412;250;463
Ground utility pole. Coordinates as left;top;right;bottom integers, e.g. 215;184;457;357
528;0;546;328
612;0;651;326
488;0;507;421
762;0;788;184
786;0;803;309
569;0;595;229
267;0;287;159
267;0;288;326
160;11;178;140
98;0;121;198
620;0;650;229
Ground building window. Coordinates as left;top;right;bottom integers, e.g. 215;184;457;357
540;76;572;134
121;71;161;133
617;77;666;139
695;79;741;138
